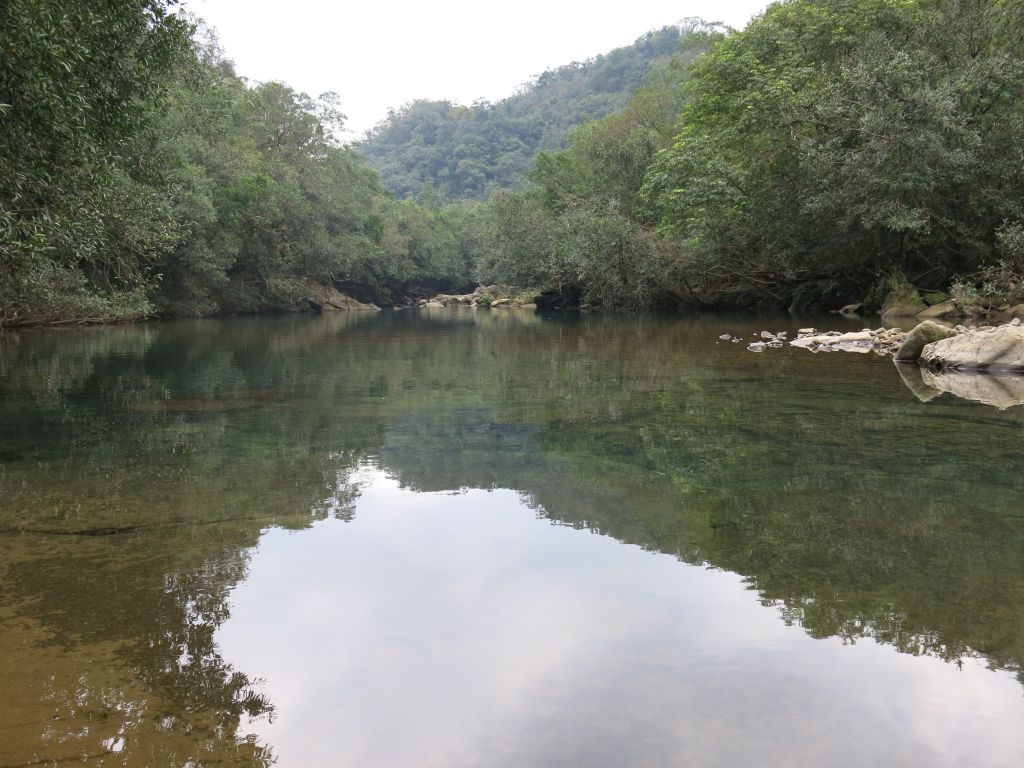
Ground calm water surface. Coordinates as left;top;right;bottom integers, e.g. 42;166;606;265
1;309;1022;767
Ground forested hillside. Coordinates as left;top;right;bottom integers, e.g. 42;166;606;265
4;0;1023;326
358;22;717;200
480;0;1024;312
0;1;478;326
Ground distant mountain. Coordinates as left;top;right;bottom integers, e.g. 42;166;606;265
357;20;718;201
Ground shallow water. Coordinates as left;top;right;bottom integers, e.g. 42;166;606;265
1;309;1023;767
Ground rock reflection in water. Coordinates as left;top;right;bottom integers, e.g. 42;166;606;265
896;362;1024;409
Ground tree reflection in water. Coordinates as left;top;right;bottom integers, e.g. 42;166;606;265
1;310;1022;764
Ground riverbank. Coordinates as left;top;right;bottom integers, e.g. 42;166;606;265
740;317;1024;409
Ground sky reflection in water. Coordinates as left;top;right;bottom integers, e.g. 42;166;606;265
2;310;1024;767
220;467;1024;768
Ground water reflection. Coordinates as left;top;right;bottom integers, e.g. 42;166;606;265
1;311;1023;766
221;468;1024;768
897;361;1024;409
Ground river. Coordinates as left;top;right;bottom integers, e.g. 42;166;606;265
1;309;1022;767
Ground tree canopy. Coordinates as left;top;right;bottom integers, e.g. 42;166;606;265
479;0;1024;311
0;3;479;325
5;0;1024;323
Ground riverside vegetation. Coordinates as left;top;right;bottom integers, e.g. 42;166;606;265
3;0;1024;326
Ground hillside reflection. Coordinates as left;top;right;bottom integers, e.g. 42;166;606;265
1;310;1023;765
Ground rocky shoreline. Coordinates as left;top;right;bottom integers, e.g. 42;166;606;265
737;318;1024;409
415;285;538;310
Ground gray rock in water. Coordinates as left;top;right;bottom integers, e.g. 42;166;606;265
305;283;381;312
719;334;732;340
882;302;926;318
894;321;958;362
760;331;775;339
920;324;1024;371
916;300;958;319
789;330;874;353
747;342;767;352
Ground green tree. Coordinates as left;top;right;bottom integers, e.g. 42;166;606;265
0;0;192;325
644;0;1024;307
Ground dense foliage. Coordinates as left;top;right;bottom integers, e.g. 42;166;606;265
0;0;191;324
5;0;1024;323
479;0;1024;310
358;23;714;201
0;3;477;326
478;44;713;308
644;0;1024;309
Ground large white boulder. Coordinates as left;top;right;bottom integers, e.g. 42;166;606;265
920;324;1024;371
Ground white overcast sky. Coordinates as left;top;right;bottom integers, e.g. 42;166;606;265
187;1;774;139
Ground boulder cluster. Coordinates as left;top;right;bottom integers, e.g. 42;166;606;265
740;318;1024;408
883;299;1024;322
746;318;1024;372
878;318;1024;372
419;286;536;309
789;327;905;355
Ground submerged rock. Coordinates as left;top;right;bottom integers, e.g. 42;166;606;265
894;321;958;362
920;325;1024;372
